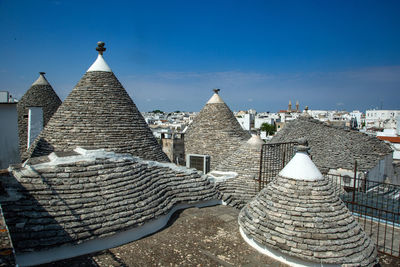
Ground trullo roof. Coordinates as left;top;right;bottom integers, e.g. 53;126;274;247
238;145;378;266
17;72;62;157
214;134;264;208
184;89;251;170
26;42;169;162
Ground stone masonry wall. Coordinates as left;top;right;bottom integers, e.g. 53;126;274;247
2;151;218;253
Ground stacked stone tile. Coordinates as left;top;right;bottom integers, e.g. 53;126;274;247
272;116;392;173
185;90;251;170
239;145;378;266
1;148;218;265
0;206;15;266
26;43;169;162
17;72;62;157
214;135;264;208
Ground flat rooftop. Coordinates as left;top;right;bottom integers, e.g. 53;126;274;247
37;205;399;267
39;205;285;267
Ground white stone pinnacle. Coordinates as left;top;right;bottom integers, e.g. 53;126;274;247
32;72;50;86
246;134;264;147
279;150;323;181
207;93;224;104
87;54;112;72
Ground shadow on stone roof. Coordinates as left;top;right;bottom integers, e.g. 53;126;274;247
1;148;219;265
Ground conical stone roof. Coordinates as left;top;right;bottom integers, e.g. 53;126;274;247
271;116;392;173
214;135;264;208
17;72;62;157
238;146;378;266
184;89;251;170
26;42;169;162
3;148;219;265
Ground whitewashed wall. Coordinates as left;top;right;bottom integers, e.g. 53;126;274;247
236;114;251;130
0;103;20;169
27;107;43;149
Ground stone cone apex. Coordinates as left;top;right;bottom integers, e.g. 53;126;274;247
207;92;224;104
246;134;264;147
278;146;323;181
214;134;264;208
26;42;170;162
32;72;50;86
87;54;112;72
185;89;251;170
17;72;62;158
238;147;378;266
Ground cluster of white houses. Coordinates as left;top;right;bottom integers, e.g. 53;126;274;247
234;107;400;134
0;42;396;266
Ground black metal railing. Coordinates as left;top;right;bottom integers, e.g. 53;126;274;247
325;171;400;258
257;144;400;258
256;141;298;191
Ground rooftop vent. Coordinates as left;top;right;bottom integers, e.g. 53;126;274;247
186;154;210;174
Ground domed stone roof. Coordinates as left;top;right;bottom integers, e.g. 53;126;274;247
214;134;264;208
184;89;251;170
238;145;378;266
271;116;392;173
3;148;219;265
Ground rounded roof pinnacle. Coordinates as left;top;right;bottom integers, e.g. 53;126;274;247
207;89;224;104
87;41;112;72
96;41;106;55
246;134;264;147
278;146;323;181
32;72;50;86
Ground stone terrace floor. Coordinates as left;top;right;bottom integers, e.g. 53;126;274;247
39;205;399;267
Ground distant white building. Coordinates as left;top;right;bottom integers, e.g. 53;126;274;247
235;110;256;131
307;110;328;121
236;113;252;131
349;110;363;129
0;91;17;103
365;109;400;131
254;112;280;129
143;111;195;139
397;116;400;135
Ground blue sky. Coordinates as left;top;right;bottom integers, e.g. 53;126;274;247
1;0;399;112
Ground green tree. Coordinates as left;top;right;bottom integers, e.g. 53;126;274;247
152;109;164;114
260;123;276;135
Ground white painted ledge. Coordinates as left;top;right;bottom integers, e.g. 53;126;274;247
207;171;238;183
239;227;339;267
16;199;222;266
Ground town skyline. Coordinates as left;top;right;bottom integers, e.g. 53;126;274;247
1;0;400;112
